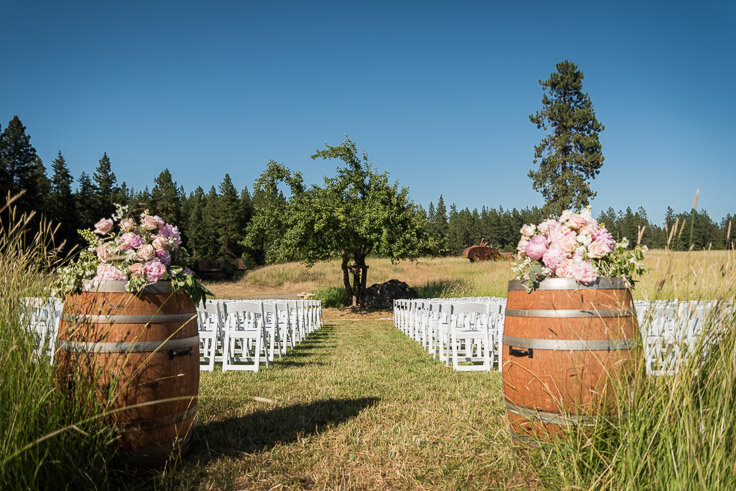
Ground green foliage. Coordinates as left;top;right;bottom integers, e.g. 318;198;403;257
529;60;605;216
91;153;119;218
150;168;182;224
314;286;349;308
49;152;78;249
244;137;431;306
0;116;43;216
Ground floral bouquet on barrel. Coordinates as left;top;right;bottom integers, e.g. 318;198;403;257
513;208;647;291
54;204;210;305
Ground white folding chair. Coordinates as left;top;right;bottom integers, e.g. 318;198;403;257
222;301;269;372
450;302;492;372
197;300;220;371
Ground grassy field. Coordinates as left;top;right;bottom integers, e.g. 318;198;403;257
208;249;736;302
147;320;536;489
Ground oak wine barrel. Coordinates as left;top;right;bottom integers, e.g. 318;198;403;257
502;277;641;445
56;280;200;467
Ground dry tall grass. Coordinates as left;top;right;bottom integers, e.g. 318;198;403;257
208;249;736;301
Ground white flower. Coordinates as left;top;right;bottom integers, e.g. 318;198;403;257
577;232;592;246
560;210;573;222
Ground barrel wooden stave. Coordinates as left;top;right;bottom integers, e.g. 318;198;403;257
502;279;640;442
56;283;199;467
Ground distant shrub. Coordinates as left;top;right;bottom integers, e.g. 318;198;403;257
315;287;349;308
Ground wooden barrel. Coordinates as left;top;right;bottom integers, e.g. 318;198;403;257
502;277;640;445
56;280;200;467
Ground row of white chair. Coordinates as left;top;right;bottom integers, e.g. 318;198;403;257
196;299;323;372
393;298;506;371
395;298;734;376
22;297;323;373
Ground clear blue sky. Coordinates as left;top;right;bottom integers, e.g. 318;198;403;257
1;1;734;224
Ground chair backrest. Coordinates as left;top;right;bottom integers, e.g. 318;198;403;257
225;300;264;330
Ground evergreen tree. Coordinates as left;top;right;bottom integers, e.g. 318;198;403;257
185;187;209;259
201;186;220;258
49;152;78;248
529;61;605;215
0;116;40;214
76;171;97;228
150;168;181;224
92;152;118;218
27;156;51;215
217;174;243;258
429;195;449;254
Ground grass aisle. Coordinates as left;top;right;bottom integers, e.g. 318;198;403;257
156;320;536;489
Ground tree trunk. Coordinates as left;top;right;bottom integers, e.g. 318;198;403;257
341;254;353;305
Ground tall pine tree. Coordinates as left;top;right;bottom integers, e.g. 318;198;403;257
92;152;118;218
49;152;78;248
0;116;40;214
150;168;182;224
529;61;605;215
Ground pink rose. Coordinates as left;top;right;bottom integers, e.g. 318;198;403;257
96;243;110;262
153;215;165;228
94;218;113;235
140;215;159;231
119;232;144;250
525;235;548;261
144;259;167;282
129;263;145;277
566;213;587;230
155;249;171;266
152;236;169;250
120;218;136;232
580;209;597;228
542;244;567;271
555;259;574;279
538;219;561;237
571;259;597;284
588;240;611;259
94;263;128;281
136;244;156;261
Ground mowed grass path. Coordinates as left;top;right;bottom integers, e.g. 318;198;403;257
156;320;536;489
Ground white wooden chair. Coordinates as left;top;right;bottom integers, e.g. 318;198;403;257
197;300;220;371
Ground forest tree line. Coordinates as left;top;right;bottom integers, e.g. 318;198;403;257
1;115;734;274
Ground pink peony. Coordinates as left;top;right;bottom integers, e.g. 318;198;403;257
588;239;611;259
96;243;110;262
580;209;597;227
119;218;136;232
556;231;579;254
571;259;597;284
517;237;530;254
593;227;615;251
140;215;159;231
555;259;574;279
94;263;127;281
542;244;567;271
119;232;144;250
144;259;167;282
136;244;156;261
94;218;113;235
566;213;588;230
153;215;165;228
538;219;561;237
155;249;171;266
520;224;536;237
129;263;145;277
152;236;169;250
525;235;548;261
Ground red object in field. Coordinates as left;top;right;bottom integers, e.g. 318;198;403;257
461;239;503;261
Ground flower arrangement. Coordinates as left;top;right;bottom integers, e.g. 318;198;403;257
513;208;647;291
54;204;210;305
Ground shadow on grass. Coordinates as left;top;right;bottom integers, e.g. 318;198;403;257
191;397;380;460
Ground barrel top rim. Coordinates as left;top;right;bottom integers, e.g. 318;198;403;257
81;279;173;293
508;277;629;291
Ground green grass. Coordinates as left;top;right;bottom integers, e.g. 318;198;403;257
149;320;537;489
0;203;115;489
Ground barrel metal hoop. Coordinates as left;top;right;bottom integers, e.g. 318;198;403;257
505;400;597;426
59;335;200;353
503;335;637;351
115;405;198;431
508;429;541;447
505;308;633;318
508;278;629;291
61;313;196;324
82;279;173;293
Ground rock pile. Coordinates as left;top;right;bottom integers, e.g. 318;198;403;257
360;279;418;309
